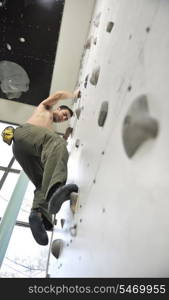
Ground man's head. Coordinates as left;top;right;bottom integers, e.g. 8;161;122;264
53;105;73;123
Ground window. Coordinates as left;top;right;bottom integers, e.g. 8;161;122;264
0;121;49;278
0;122;21;216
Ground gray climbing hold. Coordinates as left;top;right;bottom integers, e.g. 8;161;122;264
51;239;64;259
90;66;100;86
75;107;81;119
84;36;92;49
69;224;77;237
93;37;97;45
84;74;89;88
122;95;159;158
75;139;80;148
98;101;109;127
70;192;79;214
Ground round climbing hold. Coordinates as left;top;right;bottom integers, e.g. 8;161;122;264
51;239;64;259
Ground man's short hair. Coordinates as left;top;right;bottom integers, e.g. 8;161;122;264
59;105;73;117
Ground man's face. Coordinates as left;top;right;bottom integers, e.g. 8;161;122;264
53;108;71;122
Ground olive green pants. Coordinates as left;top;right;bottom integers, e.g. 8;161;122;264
12;123;69;226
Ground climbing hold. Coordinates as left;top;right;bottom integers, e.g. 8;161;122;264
106;21;114;33
84;74;89;88
60;218;65;228
70;192;79;214
51;239;64;259
75;139;80;148
69;224;77;237
93;37;97;45
84;36;92;49
122;95;159;158
98;101;108;127
90;66;100;86
75;107;81;119
48;184;78;214
127;85;132;92
146;27;151;33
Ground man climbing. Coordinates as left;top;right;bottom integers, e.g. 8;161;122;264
12;90;80;246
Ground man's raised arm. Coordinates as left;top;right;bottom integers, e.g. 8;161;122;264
40;90;80;108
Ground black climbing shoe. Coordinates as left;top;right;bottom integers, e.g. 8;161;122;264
48;184;78;214
42;215;53;231
29;211;49;245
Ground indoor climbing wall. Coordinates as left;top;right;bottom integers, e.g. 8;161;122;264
49;0;169;277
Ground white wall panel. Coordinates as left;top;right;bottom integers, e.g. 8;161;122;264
48;0;169;277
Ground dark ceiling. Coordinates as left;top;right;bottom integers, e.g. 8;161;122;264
0;0;65;106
